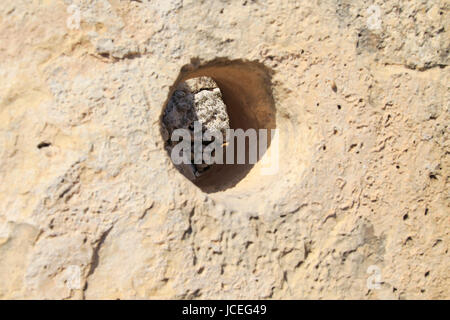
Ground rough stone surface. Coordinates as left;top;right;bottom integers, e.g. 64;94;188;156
162;76;230;180
163;77;230;135
0;0;448;299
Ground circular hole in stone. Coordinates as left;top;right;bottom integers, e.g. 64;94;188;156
160;60;276;193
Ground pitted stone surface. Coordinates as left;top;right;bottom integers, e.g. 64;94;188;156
163;77;230;134
163;76;230;180
0;0;448;300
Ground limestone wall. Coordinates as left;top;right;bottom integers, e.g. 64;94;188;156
0;0;448;299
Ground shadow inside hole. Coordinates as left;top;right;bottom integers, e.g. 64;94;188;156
161;59;276;193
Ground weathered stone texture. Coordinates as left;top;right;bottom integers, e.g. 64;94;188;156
162;76;230;180
0;0;448;299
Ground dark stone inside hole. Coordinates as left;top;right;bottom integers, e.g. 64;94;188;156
161;60;276;193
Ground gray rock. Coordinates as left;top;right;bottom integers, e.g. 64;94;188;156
162;77;230;180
